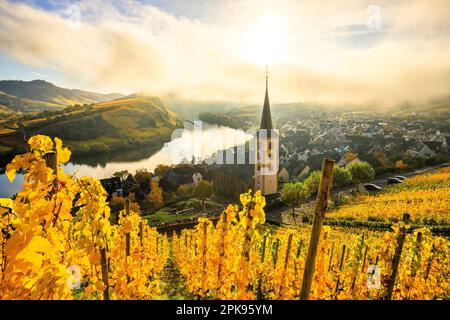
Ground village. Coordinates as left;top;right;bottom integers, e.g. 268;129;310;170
99;100;450;231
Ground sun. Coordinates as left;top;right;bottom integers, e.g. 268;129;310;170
240;14;288;65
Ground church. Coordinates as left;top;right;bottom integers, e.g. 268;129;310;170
254;67;279;199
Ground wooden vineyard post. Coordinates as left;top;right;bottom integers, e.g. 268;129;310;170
334;244;346;298
385;213;410;300
125;199;131;257
300;158;335;300
284;234;293;272
424;244;435;281
125;199;131;283
272;239;280;267
198;221;208;299
281;234;293;294
328;242;335;272
100;247;110;300
361;245;368;273
156;233;159;255
44;149;58;191
202;222;208;280
44;149;62;226
411;232;422;278
257;235;267;300
139;221;143;246
217;212;227;291
351;234;365;290
407;232;423;299
296;239;304;259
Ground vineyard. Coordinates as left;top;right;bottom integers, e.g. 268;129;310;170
0;136;168;299
0;135;449;300
327;168;450;225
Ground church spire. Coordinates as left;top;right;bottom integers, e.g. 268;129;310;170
260;65;273;130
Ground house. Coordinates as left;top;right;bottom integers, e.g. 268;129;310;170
423;140;447;153
417;144;436;158
278;167;290;182
122;174;139;196
159;170;181;192
406;149;420;158
337;155;362;168
406;144;436;158
100;177;122;198
159;166;201;192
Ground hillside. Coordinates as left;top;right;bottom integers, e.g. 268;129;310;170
0;91;62;113
0;94;181;165
326;167;450;232
0;80;124;112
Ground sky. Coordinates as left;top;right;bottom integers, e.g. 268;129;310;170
0;0;449;107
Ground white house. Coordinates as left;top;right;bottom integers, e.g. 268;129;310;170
192;172;203;185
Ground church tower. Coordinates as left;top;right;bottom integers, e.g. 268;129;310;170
254;66;279;197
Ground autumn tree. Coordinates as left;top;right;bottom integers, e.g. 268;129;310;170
395;160;408;170
109;195;140;223
280;182;310;222
153;164;170;178
192;180;214;211
373;150;389;167
148;181;164;212
176;184;191;198
134;169;153;184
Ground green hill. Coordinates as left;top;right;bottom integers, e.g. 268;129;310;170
0;80;124;112
0;94;181;165
0;91;62;113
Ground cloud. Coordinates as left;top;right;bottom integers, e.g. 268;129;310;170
0;0;449;107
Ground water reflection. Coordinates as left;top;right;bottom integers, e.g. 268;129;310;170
0;125;252;198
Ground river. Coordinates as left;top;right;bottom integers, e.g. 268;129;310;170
0;124;253;198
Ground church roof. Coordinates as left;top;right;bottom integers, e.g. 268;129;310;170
260;67;273;130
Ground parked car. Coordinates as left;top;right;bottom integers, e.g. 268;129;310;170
387;177;403;184
441;163;449;168
395;175;407;180
364;183;382;191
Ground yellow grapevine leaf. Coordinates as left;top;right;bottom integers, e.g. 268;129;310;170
0;198;14;210
6;166;16;182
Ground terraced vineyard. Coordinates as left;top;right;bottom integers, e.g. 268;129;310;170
327;168;450;226
1;136;449;300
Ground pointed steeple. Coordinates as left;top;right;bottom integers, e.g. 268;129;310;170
260;65;273;130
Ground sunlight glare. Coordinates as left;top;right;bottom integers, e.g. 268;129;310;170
240;14;288;65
